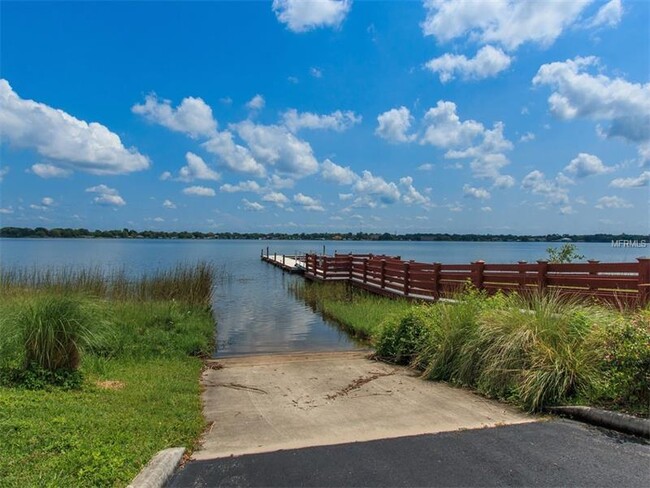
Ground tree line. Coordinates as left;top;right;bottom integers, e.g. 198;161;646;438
0;227;646;243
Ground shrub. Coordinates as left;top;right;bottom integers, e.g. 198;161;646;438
375;306;436;364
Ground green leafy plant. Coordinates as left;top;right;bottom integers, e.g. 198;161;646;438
545;243;585;263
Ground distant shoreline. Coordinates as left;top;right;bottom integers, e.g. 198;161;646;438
0;227;647;243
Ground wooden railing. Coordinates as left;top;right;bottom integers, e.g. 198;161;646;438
303;253;650;307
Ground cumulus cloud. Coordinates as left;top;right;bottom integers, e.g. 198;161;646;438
293;193;325;211
353;171;401;204
202;131;267;177
132;93;217;138
220;180;262;193
273;0;351;32
242;199;265;211
234;121;319;177
421;0;592;51
521;170;570;205
268;174;294;189
282;109;361;132
595;195;633;209
520;132;535;142
375;106;415;143
30;163;72;179
0;80;150;175
321;159;358;185
425;45;512;83
182;186;216;197
463;184;491;200
175;152;221;182
421;101;484;148
481;206;493;212
162;199;176;209
609;171;650;188
418;163;434;171
310;67;323;78
86;184;126;206
245;94;265;111
0;207;13;214
587;0;622;28
41;197;54;207
262;191;290;207
564;152;614;177
399;176;430;205
533;56;650;161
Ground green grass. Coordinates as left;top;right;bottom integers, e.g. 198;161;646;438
0;263;216;487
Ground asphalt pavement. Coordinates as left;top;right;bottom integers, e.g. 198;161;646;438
169;419;649;487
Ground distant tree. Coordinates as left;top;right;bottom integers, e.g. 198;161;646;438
545;243;585;263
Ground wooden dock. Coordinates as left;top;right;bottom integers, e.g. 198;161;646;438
261;251;306;274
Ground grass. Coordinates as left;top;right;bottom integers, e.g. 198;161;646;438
0;263;216;487
293;281;650;415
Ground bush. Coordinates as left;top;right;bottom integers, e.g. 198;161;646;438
595;311;650;411
375;306;436;364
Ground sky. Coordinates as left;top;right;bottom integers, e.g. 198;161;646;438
0;0;648;235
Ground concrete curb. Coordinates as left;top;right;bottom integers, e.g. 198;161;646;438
548;406;649;439
127;447;185;488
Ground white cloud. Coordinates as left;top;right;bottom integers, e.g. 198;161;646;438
160;171;172;181
273;0;351;32
220;180;262;193
463;184;491;200
559;205;576;215
153;217;164;222
0;80;150;175
609;171;650;188
375;106;415;143
242;198;265;211
353;171;401;204
41;197;54;206
262;191;290;207
246;94;265;110
268;174;295;189
30;163;72;179
418;163;434;171
0;166;8;181
282;109;361;132
425;45;512;83
234;121;319;177
481;206;493;212
564;152;613;177
339;193;354;201
85;184;126;206
587;0;622;28
310;67;323;78
533;56;650;161
421;100;484;148
202;131;267;177
176;152;221;182
400;176;430;205
422;0;592;51
521;170;569;205
595;195;633;209
163;199;177;209
293;192;325;211
182;186;216;197
132;93;217;138
0;207;13;214
321;159;358;185
520;132;535;142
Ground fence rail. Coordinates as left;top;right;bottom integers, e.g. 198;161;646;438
303;253;650;307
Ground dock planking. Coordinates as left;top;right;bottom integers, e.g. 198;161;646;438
261;251;306;274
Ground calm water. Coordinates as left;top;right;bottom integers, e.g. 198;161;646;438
1;239;645;357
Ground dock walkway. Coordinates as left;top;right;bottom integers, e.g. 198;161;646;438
261;252;306;274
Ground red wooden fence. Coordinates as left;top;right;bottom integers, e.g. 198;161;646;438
303;253;650;307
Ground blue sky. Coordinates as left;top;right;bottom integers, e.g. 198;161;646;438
0;0;648;234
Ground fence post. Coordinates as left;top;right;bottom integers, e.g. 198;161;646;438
380;259;386;289
403;261;410;296
637;257;650;306
261;248;263;258
471;260;485;290
518;261;527;292
348;253;353;280
323;256;328;280
283;254;285;266
537;260;549;293
433;262;441;300
363;259;368;283
587;260;599;291
266;246;269;258
274;252;277;261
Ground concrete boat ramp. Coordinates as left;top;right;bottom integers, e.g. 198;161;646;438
192;350;533;460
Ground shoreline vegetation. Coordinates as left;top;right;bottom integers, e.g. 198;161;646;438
291;281;650;417
1;226;647;243
0;263;216;487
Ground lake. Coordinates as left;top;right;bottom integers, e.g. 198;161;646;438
1;238;644;357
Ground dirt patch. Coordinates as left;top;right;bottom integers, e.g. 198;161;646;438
326;371;394;401
96;380;125;390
